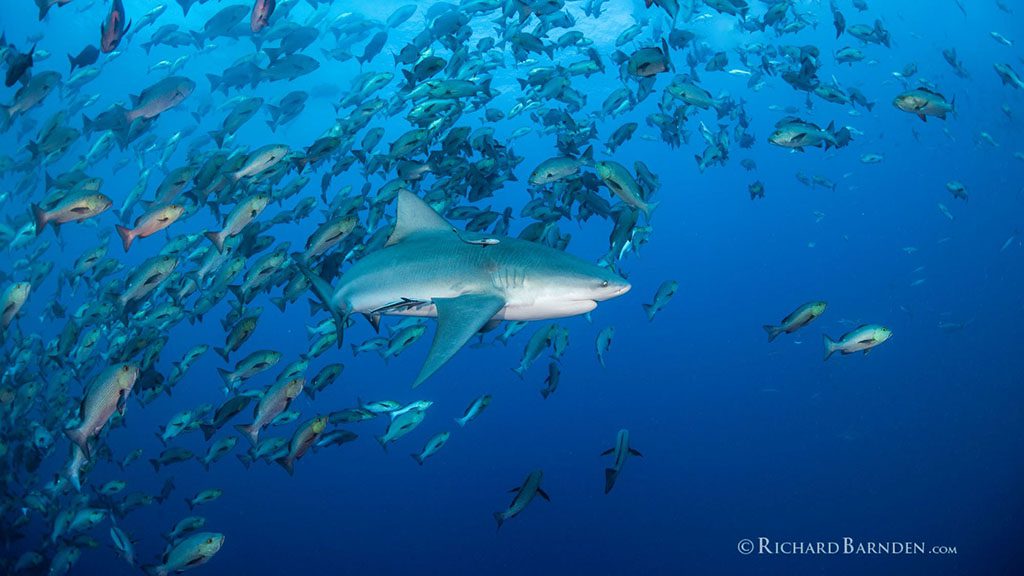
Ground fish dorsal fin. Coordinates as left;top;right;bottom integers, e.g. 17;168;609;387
386;191;453;246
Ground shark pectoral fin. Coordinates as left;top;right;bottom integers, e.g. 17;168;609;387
629;448;643;457
537;487;551;501
412;293;506;388
386;190;453;246
600;448;614;456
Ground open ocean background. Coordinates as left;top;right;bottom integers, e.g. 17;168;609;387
1;0;1022;574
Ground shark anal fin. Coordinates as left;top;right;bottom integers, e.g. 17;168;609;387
412;293;505;388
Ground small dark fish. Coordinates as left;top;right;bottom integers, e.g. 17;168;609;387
5;44;35;87
67;45;100;73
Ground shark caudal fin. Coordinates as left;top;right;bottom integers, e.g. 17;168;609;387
293;255;346;348
604;468;618;494
413;294;506;388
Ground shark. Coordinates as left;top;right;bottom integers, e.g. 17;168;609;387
298;190;631;387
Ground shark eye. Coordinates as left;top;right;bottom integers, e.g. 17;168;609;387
601;281;609;288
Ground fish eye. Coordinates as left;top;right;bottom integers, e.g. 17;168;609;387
601;280;609;288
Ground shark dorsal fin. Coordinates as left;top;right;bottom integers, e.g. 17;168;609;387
386;191;453;246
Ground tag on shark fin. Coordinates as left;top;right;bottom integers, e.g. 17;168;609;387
386;191;454;246
412;293;505;388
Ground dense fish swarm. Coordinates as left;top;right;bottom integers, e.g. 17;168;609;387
0;0;1018;573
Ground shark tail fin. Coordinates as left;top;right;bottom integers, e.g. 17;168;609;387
604;468;618;494
763;324;781;342
293;255;345;348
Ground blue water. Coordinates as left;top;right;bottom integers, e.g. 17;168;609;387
2;0;1022;574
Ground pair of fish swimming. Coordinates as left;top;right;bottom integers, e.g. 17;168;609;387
763;300;892;360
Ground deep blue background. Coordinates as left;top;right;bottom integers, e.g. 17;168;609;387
2;0;1022;574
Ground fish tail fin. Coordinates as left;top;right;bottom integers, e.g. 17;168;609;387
115;224;134;252
375;435;388;452
213;347;229;362
35;0;50;20
642;303;655;322
763;325;781;342
410;453;423;465
512;366;525;379
492;512;504;530
454;417;466;428
275;456;295;476
31;203;47;235
271;297;287;312
204;231;225;253
149;459;160;473
822;334;837;361
604;468;617;494
205;73;221;93
81;113;94;135
293;255;345;348
199;423;216;441
580;144;594;166
64;427;89;458
234;424;256;445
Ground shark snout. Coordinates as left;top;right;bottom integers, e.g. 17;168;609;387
596;279;631;301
